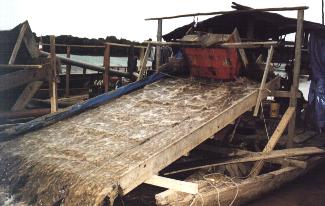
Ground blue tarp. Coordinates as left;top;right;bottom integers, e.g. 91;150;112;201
308;33;325;129
0;73;166;141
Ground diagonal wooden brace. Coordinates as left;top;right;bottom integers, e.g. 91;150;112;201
253;46;274;117
250;107;295;176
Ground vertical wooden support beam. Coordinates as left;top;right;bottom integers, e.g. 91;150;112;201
156;19;162;71
139;47;145;71
65;46;71;97
253;46;274;116
250;107;295;176
103;44;110;92
83;68;87;75
9;23;27;64
49;36;58;113
287;10;304;148
138;43;152;81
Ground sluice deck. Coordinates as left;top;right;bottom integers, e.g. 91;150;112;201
0;77;278;205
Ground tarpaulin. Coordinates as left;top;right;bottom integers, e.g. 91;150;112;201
308;32;325;129
0;73;165;140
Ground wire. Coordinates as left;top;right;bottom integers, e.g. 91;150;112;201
260;101;270;140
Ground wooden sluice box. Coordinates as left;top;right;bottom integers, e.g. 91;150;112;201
0;76;279;205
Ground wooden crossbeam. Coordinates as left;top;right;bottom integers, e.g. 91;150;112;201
271;90;302;98
145;6;308;20
144;175;198;194
0;69;46;92
250;107;295;176
164;147;324;175
8;23;28;64
0;64;43;69
253;46;274;116
143;40;278;49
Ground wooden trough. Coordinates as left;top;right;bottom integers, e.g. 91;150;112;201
0;76;279;205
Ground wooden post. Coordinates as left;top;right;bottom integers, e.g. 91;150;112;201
65;46;71;97
49;36;58;113
138;43;152;80
103;44;110;92
9;23;27;64
287;10;304;148
156;19;162;71
253;46;274;116
139;47;145;72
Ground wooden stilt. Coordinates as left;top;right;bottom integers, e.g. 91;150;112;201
137;43;152;80
49;36;58;113
65;46;71;97
287;10;304;148
139;47;145;72
156;19;162;71
103;45;110;92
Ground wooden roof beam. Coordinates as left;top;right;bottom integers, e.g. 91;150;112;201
145;6;308;21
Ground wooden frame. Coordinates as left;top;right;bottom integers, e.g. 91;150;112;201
116;78;279;197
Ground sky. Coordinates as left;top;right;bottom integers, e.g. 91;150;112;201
0;0;323;42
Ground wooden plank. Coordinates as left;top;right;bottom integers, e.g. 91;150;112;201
250;107;295;176
271;90;301;98
103;45;110;92
137;43;152;80
11;81;43;111
0;108;50;119
49;36;58;113
144;175;198;194
198;145;307;168
156;19;163;71
118;78;280;196
164;147;324;175
144;40;278;49
105;42;147;49
65;46;71;97
8;23;28;64
233;28;248;67
0;69;46;92
0;64;42;69
253;46;274;116
145;6;308;20
287;10;305;148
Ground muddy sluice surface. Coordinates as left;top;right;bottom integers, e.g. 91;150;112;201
0;77;258;205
